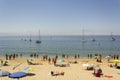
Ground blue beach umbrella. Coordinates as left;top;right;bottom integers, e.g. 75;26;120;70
57;60;65;62
105;56;112;59
9;72;26;80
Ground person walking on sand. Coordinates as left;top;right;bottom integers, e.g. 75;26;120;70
48;57;51;64
75;54;77;59
66;54;69;59
78;54;80;58
5;54;8;60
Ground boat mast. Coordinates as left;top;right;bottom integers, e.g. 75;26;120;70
111;32;115;41
82;29;86;43
29;34;32;42
92;32;96;42
38;30;40;41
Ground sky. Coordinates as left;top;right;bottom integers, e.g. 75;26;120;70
0;0;120;36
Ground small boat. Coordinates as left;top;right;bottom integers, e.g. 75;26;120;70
24;39;27;41
92;38;96;42
36;30;41;43
36;40;41;43
111;32;116;41
91;33;96;42
29;35;32;42
111;37;115;41
29;39;32;42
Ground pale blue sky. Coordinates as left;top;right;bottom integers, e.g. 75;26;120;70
0;0;120;36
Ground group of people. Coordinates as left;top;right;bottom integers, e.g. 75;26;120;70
42;54;58;65
29;53;39;58
108;54;119;60
5;53;22;60
62;54;80;59
109;63;120;69
87;54;93;59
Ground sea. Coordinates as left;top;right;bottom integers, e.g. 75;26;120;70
0;35;120;58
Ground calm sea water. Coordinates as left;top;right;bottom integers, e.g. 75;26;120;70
0;35;120;58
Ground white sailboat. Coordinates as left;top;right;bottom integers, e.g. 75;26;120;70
92;33;96;42
36;30;41;43
29;35;32;42
92;38;96;42
82;29;86;43
111;32;115;41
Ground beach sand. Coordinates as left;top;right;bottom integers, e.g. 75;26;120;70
0;57;120;80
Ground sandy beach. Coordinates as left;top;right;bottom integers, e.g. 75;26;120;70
0;57;120;80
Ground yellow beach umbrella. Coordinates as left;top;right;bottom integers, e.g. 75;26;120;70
112;60;120;63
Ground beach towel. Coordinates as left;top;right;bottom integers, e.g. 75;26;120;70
104;75;113;78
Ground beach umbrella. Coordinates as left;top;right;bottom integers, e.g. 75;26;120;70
0;70;10;77
105;56;112;59
112;60;120;63
57;60;65;62
9;72;26;80
24;67;34;72
28;57;35;61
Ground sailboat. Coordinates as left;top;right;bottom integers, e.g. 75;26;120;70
36;30;41;43
111;32;116;41
29;35;32;42
92;33;96;42
82;29;86;43
29;38;32;42
92;38;96;42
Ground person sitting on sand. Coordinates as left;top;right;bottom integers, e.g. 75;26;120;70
87;66;93;70
27;59;41;65
0;60;8;66
97;68;102;74
69;61;78;64
108;64;113;67
108;63;120;69
49;71;64;76
93;68;103;77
